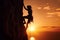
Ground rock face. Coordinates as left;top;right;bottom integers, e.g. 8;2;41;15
0;0;28;40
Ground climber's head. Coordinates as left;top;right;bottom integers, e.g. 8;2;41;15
27;5;32;9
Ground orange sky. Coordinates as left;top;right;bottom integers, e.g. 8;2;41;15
23;1;60;40
23;0;60;26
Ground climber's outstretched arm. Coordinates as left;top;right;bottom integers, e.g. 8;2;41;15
23;5;28;10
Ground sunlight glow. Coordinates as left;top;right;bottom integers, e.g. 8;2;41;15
27;23;36;32
30;26;35;32
30;37;35;40
28;25;35;32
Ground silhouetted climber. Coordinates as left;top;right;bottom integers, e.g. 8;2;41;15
21;4;33;40
23;5;33;29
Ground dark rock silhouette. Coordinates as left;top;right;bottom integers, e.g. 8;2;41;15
0;0;29;40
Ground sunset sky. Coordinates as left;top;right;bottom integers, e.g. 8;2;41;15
23;0;60;27
23;0;60;40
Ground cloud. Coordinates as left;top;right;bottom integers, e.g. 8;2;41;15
43;6;50;10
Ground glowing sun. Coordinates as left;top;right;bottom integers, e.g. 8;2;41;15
30;37;35;40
